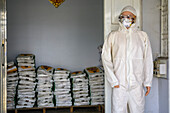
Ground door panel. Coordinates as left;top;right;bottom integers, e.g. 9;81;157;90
161;0;168;57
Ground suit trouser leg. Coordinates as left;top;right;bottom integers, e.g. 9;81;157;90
112;85;128;113
127;85;145;113
112;85;145;113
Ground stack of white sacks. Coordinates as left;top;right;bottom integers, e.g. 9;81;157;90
85;67;104;105
36;65;54;107
7;62;18;109
71;71;90;106
53;68;72;106
16;54;36;108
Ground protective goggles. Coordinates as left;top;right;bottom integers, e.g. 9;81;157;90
118;15;135;20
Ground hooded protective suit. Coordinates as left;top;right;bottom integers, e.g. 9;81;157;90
102;6;153;113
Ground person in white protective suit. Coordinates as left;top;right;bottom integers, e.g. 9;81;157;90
102;6;153;113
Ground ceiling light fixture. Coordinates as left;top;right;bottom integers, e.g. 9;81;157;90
49;0;65;8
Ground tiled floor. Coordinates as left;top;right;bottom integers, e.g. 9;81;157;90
8;107;102;113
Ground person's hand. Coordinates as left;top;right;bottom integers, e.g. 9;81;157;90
114;85;119;88
145;86;151;96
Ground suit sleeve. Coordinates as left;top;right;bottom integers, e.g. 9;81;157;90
143;32;153;87
101;32;119;88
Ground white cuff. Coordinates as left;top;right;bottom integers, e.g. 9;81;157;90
144;83;152;87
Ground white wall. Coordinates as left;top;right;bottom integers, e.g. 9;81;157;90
7;0;103;71
158;78;169;113
143;0;161;113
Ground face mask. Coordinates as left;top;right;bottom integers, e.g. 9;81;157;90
122;18;132;28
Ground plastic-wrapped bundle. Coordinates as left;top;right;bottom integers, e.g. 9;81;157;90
53;68;72;106
71;71;90;106
7;61;18;109
17;54;35;67
84;67;104;105
36;65;54;107
16;54;36;108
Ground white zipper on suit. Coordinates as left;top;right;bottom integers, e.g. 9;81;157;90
126;31;130;90
119;22;136;90
126;29;132;91
125;32;128;90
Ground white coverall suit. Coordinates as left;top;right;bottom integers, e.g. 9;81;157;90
102;6;153;113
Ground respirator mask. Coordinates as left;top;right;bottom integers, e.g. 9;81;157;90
119;15;135;28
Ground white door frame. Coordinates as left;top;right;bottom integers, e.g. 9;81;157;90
0;0;7;113
168;0;170;112
104;0;142;113
104;0;112;113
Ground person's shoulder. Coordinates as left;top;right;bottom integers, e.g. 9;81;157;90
137;31;148;37
106;31;119;42
109;30;119;36
137;31;149;41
